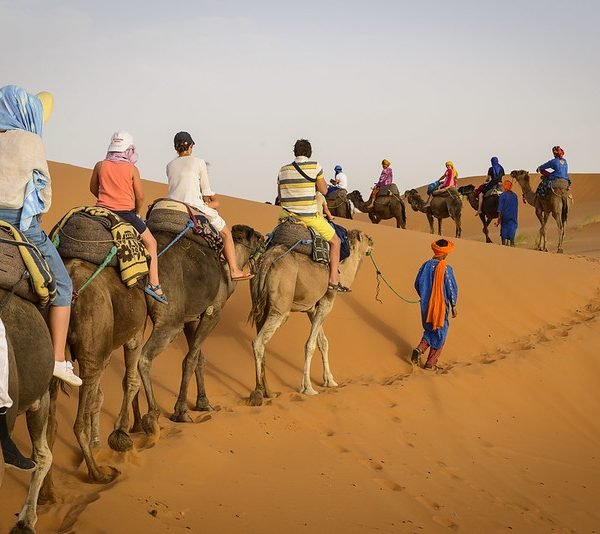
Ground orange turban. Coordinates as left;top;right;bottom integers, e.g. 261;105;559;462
431;239;455;259
502;180;513;191
552;146;564;158
382;159;391;167
427;239;455;330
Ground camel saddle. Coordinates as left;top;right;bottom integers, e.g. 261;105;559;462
146;199;223;252
0;221;56;306
536;178;570;198
484;184;503;198
50;207;149;288
267;219;329;265
325;188;347;201
432;186;460;199
376;184;400;198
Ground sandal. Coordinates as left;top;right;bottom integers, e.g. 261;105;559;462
231;273;255;282
423;364;441;371
144;283;168;304
327;282;352;293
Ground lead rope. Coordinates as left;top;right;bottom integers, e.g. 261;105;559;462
71;246;118;302
366;251;420;304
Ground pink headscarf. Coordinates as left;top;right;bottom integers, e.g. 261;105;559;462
105;146;138;165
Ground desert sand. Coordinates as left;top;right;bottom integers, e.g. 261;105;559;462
1;164;599;533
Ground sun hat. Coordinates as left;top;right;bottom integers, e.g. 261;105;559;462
107;131;134;152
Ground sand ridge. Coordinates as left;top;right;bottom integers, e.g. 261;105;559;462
1;164;599;533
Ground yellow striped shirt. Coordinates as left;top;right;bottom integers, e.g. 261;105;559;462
277;156;324;217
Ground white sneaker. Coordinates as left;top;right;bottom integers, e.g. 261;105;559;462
53;360;82;387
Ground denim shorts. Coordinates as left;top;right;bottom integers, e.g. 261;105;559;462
113;209;148;234
0;209;73;306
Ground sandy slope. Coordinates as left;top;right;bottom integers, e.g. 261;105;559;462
1;164;599;533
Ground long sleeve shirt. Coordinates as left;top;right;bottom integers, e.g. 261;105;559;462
376;167;393;187
537;157;569;180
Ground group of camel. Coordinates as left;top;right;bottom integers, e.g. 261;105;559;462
1;204;372;532
326;170;570;253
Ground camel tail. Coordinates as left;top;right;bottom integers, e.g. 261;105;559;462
562;197;569;225
248;249;277;327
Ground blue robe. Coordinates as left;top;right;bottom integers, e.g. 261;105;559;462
414;259;458;349
498;190;519;241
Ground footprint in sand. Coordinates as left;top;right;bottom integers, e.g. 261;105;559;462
373;477;405;492
361;458;384;472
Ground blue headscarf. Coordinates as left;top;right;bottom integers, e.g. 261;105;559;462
0;85;48;231
490;156;504;182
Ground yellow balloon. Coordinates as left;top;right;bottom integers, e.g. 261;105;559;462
36;92;54;123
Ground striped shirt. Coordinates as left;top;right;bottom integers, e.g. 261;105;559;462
278;156;324;217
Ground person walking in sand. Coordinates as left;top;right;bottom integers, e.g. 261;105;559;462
411;239;458;371
424;161;458;206
90;131;167;303
277;139;349;292
367;159;393;208
495;179;519;246
0;85;82;387
166;131;253;281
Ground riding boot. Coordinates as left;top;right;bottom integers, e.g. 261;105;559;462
0;407;37;471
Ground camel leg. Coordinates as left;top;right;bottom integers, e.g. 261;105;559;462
109;331;144;452
307;308;337;388
130;392;143;433
138;325;181;435
183;320;214;412
172;312;221;423
553;199;566;253
437;218;442;236
249;312;287;406
301;302;334;395
90;383;104;449
427;213;434;234
73;371;114;484
482;214;492;243
12;391;52;533
537;209;550;252
39;379;59;505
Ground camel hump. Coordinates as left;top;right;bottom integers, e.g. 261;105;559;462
550;178;570;191
0;221;56;305
376;184;400;198
53;211;118;267
146;202;223;252
326;188;347;201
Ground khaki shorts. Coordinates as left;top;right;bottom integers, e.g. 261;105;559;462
281;211;335;241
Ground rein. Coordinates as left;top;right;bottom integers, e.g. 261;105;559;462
71;246;118;302
366;251;420;305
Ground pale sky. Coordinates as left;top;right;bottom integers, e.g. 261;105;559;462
2;0;598;202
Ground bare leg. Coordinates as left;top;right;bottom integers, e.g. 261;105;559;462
48;305;70;363
220;226;247;279
328;234;341;286
139;229;163;292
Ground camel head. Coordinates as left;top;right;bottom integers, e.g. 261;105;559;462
347;190;364;203
348;229;373;257
510;169;530;187
457;184;475;197
404;189;425;211
232;224;264;269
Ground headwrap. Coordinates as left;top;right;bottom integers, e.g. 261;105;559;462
105;131;138;164
427;239;455;330
491;156;504;180
502;180;513;191
0;85;50;231
552;146;564;158
445;161;458;179
382;159;391;167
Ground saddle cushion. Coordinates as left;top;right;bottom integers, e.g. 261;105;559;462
536;178;570;198
0;222;55;305
376;184;400;198
267;220;329;264
484;184;503;198
146;199;224;252
432;186;459;198
325;188;347;201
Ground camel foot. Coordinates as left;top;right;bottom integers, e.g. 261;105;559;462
323;378;338;388
9;522;35;534
557;248;564;254
129;420;143;434
141;413;160;437
192;397;213;412
91;437;101;449
89;466;120;485
108;429;134;452
300;386;319;396
486;238;492;243
248;390;264;407
169;411;193;423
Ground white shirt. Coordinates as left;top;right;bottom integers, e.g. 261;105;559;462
166;155;215;211
334;172;348;189
0;129;51;211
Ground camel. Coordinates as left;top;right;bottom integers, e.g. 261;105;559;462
248;229;373;406
137;224;263;435
325;189;353;219
511;170;570;253
458;184;499;243
0;290;54;533
404;188;462;238
42;259;147;490
347;188;406;229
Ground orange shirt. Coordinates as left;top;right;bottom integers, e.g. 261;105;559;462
96;160;135;211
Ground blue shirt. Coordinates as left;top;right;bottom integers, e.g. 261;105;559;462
498;190;518;223
538;157;569;180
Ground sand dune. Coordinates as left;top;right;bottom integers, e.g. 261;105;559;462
1;164;599;533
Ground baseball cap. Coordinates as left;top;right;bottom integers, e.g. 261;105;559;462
108;131;134;152
174;131;194;147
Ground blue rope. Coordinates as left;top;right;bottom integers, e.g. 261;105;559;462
272;239;312;263
158;220;194;258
